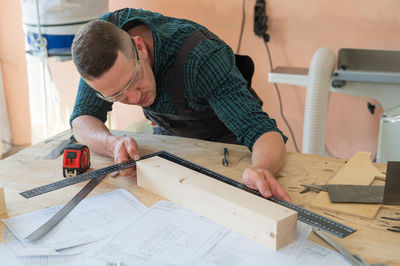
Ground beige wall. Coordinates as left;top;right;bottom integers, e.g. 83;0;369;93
2;0;400;159
0;0;30;145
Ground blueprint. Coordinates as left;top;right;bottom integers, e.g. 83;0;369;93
192;222;350;266
2;189;147;253
2;227;105;266
1;189;351;266
91;200;230;266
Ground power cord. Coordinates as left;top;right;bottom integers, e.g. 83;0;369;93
254;0;300;153
265;44;300;153
236;0;246;53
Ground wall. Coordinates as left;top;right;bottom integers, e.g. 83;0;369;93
0;0;30;146
2;0;400;159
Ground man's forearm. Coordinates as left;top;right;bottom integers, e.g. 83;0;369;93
251;131;286;174
71;115;117;157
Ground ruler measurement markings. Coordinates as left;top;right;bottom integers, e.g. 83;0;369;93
25;174;106;241
20;151;356;238
157;152;356;238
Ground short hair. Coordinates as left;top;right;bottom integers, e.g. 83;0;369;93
72;20;135;80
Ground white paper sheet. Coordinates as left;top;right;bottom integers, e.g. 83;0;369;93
0;242;25;266
91;200;230;266
3;226;105;266
192;222;351;266
2;189;147;253
4;226;99;257
2;188;352;266
291;238;351;266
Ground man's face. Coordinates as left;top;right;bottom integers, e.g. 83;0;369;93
87;40;156;107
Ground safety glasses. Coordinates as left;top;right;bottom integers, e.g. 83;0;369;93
96;38;141;102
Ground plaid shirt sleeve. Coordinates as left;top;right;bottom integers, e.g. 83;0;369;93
69;79;113;126
185;39;288;150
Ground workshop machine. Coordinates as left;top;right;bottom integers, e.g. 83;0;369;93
269;48;400;162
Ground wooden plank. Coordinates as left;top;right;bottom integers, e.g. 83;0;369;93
310;151;384;218
137;156;297;250
325;151;385;184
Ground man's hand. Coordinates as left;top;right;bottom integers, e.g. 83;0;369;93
72;116;141;178
110;136;140;178
242;167;291;201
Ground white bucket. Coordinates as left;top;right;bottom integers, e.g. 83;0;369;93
20;0;108;56
19;0;108;142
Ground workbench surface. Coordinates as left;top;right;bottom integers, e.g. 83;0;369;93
0;130;399;265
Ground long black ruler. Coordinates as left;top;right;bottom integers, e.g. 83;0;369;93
21;151;356;238
20;152;155;199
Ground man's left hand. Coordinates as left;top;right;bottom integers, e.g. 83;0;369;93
242;167;291;201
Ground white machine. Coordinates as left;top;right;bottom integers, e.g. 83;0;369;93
20;0;108;143
269;47;400;162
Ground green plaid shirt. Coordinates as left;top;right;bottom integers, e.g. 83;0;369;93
70;8;287;150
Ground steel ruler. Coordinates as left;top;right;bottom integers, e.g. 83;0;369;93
313;228;386;266
25;174;106;241
21;151;356;238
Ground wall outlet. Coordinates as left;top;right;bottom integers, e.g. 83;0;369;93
254;0;270;42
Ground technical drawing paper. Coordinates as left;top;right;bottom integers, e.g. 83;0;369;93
4;225;99;257
3;226;105;266
2;189;351;265
2;189;147;252
192;222;351;266
91;200;230;265
0;242;25;266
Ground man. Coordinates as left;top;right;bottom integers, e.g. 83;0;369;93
70;8;291;201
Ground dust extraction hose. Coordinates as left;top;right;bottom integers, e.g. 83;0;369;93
302;47;336;155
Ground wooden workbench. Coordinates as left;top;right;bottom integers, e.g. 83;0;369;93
0;130;399;265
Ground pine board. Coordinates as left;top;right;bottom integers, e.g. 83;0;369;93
310;151;385;218
137;156;297;250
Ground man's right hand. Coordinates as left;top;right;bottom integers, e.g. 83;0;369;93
110;136;140;178
72;116;141;178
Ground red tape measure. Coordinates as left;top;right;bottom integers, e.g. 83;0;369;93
63;144;91;178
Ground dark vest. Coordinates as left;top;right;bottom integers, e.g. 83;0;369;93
108;9;262;144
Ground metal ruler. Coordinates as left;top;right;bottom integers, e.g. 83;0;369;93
25;174;106;241
44;135;76;159
21;151;356;238
20;155;152;199
312;228;386;266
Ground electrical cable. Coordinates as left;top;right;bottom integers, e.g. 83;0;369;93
236;0;246;53
264;42;300;153
252;0;300;152
35;0;50;139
